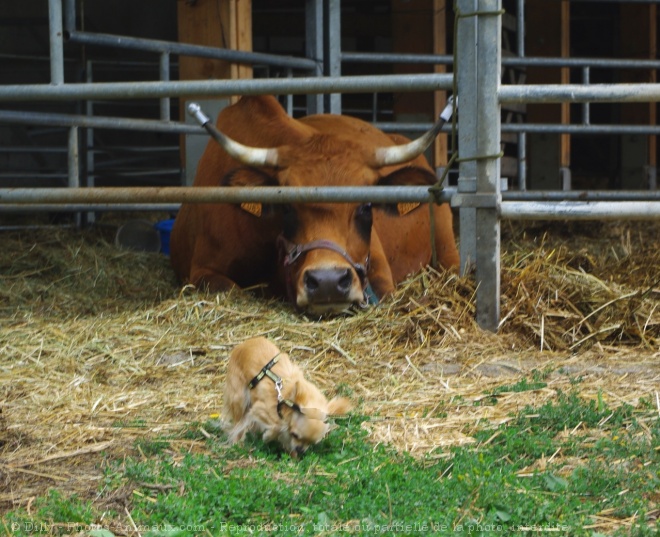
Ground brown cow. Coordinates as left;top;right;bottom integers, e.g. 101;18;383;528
170;95;458;315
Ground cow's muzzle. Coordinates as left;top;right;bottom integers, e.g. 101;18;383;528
277;235;370;313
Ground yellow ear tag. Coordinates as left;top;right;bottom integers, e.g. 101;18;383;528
240;202;263;217
397;202;421;216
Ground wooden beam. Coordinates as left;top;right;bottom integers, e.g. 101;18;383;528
176;0;252;173
433;0;448;169
177;0;252;88
391;0;447;169
391;1;434;162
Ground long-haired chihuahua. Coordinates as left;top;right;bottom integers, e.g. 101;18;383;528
223;337;352;457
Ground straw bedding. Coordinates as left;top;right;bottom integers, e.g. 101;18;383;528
1;218;658;514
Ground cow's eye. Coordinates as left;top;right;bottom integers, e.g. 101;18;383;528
355;203;373;240
356;203;372;221
280;204;298;239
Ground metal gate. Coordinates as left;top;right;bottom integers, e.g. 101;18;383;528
1;0;660;331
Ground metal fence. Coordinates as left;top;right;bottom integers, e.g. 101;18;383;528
1;0;660;331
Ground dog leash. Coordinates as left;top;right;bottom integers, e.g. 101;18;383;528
247;353;303;418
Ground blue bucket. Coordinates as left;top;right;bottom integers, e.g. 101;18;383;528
154;219;175;256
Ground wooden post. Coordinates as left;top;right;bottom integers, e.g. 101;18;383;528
177;0;252;183
177;0;252;97
433;0;448;170
391;0;448;169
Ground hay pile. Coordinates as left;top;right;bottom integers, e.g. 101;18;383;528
1;219;659;512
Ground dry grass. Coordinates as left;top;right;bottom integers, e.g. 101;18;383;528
1;219;659;512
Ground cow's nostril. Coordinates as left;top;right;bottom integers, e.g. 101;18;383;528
337;268;352;293
303;268;354;302
304;271;320;291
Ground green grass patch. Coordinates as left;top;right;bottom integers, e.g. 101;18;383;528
3;388;658;537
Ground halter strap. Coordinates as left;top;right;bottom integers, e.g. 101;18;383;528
247;353;281;389
276;235;369;288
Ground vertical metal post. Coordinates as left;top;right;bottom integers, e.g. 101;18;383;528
306;0;325;114
474;0;502;331
582;67;591;125
457;0;502;331
516;0;527;190
286;69;294;115
68;126;81;226
68;127;79;189
48;0;65;85
647;166;658;190
457;0;478;276
63;0;76;34
326;0;342;114
86;60;96;224
160;52;171;121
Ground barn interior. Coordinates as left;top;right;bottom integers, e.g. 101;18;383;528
1;0;658;205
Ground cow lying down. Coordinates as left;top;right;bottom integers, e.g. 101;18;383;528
170;95;459;315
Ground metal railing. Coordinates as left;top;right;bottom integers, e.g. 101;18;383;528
2;0;660;331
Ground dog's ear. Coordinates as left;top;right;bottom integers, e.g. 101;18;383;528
327;397;353;416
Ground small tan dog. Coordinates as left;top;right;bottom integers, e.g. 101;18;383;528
223;337;352;457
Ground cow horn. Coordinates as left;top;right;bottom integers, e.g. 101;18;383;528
188;103;279;167
372;116;446;167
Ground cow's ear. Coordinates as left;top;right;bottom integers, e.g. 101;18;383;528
222;167;279;218
374;166;436;216
239;202;263;217
222;167;278;187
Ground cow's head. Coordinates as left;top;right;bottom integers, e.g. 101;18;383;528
211;115;444;315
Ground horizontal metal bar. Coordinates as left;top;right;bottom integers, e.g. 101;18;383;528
66;31;318;71
571;0;659;2
39;77;643;111
502;123;660;135
501;201;660;220
503;56;660;70
3;188;660;217
1;185;658;205
500;83;660;104
7;110;657;138
0;204;180;213
0;186;454;205
0;74;454;102
0;109;205;134
342;52;454;65
376;122;660;136
503;190;660;202
343;52;660;70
